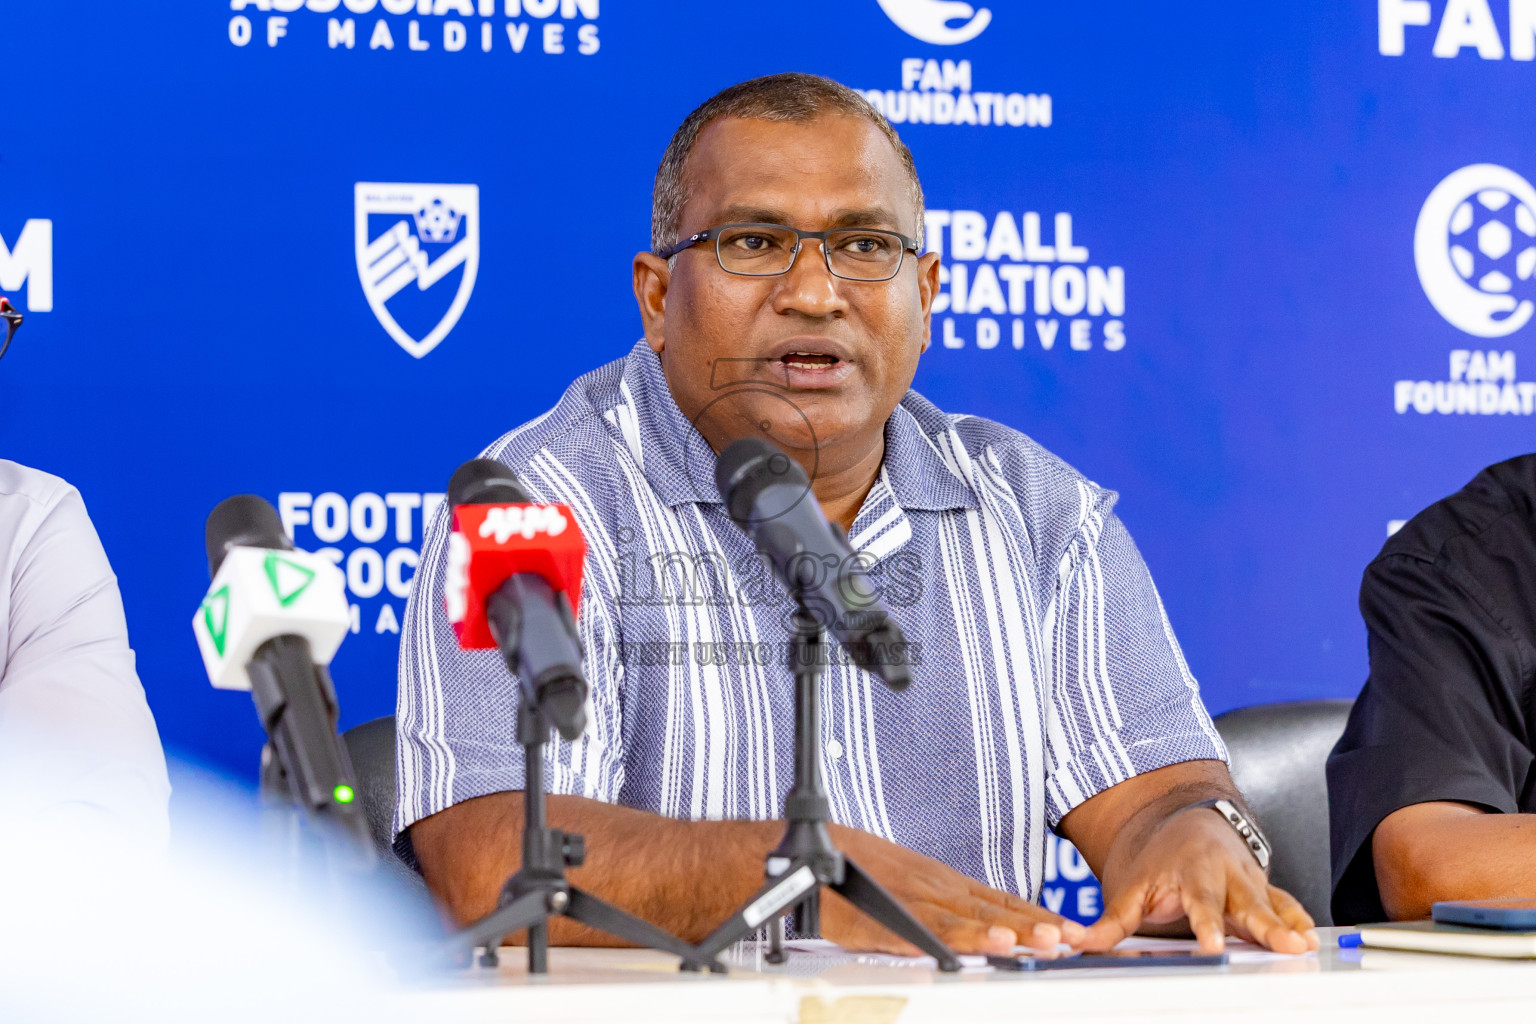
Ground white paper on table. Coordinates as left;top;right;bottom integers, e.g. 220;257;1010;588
1107;935;1315;965
766;935;1312;971
763;938;991;972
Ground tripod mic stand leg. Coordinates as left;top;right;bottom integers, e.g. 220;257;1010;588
560;888;721;971
831;857;962;972
441;886;719;974
438;888;551;968
527;921;547;973
766;914;787;964
694;862;819;962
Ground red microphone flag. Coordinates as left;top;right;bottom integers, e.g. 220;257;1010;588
444;502;586;649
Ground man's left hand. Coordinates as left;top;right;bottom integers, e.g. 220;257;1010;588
1078;804;1317;953
1058;760;1318;955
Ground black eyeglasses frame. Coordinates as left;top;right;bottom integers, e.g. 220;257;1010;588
656;222;923;282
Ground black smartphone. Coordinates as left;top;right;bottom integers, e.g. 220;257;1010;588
1432;897;1536;930
987;949;1229;971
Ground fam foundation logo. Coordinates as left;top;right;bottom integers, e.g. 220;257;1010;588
1395;167;1536;417
1415;165;1536;338
861;4;1050;128
924;208;1125;353
355;183;479;359
227;0;600;55
875;0;991;45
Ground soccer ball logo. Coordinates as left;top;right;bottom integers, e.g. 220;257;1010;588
1447;190;1536;296
413;198;463;244
1416;165;1536;338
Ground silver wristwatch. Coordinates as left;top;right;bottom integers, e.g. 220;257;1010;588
1192;798;1271;872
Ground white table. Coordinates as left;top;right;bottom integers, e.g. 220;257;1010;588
400;927;1536;1023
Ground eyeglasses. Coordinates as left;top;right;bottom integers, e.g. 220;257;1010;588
0;298;20;363
657;223;921;282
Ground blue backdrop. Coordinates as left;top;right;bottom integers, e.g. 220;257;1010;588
4;1;1534;921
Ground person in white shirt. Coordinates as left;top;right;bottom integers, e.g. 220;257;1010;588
0;300;169;852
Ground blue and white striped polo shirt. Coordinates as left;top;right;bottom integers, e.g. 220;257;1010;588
394;340;1226;900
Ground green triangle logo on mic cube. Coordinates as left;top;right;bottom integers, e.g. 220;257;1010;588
201;585;231;657
264;552;316;608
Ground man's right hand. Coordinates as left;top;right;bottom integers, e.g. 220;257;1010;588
823;823;1081;955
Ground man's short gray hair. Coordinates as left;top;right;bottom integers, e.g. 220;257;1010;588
650;72;925;255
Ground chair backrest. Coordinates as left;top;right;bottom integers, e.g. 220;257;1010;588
341;714;430;897
1212;699;1353;926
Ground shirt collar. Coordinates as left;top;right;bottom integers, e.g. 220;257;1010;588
879;401;980;513
616;340;978;514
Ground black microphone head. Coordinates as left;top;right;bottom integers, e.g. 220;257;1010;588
538;677;589;742
449;458;531;508
715;437;810;523
205;495;292;578
843;618;913;691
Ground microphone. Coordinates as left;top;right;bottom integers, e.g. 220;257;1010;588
192;495;364;825
714;438;912;690
444;459;589;740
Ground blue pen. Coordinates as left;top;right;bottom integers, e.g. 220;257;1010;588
1338;933;1363;948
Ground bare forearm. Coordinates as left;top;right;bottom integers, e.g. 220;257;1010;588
1374;803;1536;920
411;791;779;944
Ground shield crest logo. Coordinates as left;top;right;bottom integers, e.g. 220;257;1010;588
355;182;480;359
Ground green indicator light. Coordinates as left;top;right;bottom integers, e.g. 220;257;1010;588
333;784;355;804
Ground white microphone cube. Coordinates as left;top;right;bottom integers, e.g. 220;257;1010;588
192;546;351;691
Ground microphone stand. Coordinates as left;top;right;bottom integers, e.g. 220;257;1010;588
691;606;962;971
250;637;375;879
258;744;376;883
439;605;719;974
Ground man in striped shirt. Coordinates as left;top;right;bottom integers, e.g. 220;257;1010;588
396;74;1317;956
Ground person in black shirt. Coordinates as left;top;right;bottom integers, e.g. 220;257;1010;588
1328;454;1536;925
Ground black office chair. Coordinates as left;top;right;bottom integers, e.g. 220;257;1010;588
1212;699;1353;926
342;714;432;900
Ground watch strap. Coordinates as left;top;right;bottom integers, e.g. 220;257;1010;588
1191;797;1272;872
